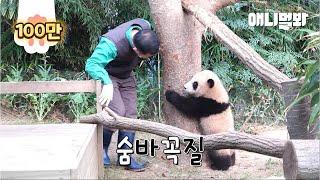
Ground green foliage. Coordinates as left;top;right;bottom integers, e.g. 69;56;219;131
26;93;59;121
1;61;96;122
135;59;161;119
136;78;158;118
5;65;24;82
266;51;299;78
1;0;18;20
114;0;151;23
24;64;57;121
33;65;54;81
2;65;27;110
68;93;95;122
303;32;320;51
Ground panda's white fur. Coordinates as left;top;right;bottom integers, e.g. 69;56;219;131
165;70;235;170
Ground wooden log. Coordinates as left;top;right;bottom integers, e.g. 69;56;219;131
80;110;286;158
181;0;290;91
283;140;320;179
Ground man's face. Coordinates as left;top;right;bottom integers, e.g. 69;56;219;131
133;47;152;59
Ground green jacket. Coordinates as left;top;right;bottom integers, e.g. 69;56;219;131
85;22;150;85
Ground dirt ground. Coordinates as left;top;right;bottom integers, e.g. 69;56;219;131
0;107;288;179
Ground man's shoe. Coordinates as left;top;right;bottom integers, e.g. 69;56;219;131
125;157;146;172
103;128;113;167
103;149;111;167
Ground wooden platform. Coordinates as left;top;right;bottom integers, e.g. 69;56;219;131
0;124;101;179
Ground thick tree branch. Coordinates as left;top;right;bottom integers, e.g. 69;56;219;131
181;0;290;91
80;109;286;158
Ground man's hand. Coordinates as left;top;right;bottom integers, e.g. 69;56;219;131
99;84;113;106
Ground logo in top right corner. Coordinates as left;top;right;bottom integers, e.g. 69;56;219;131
248;13;309;30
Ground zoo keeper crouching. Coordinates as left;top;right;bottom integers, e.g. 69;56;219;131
85;18;160;172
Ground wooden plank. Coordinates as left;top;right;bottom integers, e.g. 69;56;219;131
71;125;98;179
95;80;104;179
0;80;96;94
2;170;71;179
95;80;102;112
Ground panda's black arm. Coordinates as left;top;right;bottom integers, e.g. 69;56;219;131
165;90;230;119
165;90;203;118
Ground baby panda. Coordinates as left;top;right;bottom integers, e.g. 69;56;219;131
165;70;235;170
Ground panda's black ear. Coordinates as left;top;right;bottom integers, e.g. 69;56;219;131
207;79;214;88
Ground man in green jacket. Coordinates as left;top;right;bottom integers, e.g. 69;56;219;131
85;18;159;171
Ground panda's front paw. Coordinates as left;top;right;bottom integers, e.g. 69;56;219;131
165;90;179;103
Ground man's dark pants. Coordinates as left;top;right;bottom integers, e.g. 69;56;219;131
103;73;137;159
108;73;137;120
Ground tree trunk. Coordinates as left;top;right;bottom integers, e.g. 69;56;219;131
148;0;210;133
281;79;319;139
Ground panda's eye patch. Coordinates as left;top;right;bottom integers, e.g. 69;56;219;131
192;81;198;90
207;79;214;88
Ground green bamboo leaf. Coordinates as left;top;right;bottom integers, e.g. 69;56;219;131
71;93;84;104
1;0;8;17
311;92;320;107
309;103;320;124
300;72;319;95
299;60;316;66
308;37;320;44
8;2;16;20
305;61;319;79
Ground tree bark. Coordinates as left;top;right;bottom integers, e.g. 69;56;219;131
148;0;210;133
80;110;286;158
281;79;319;139
181;1;290;91
283;140;320;179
